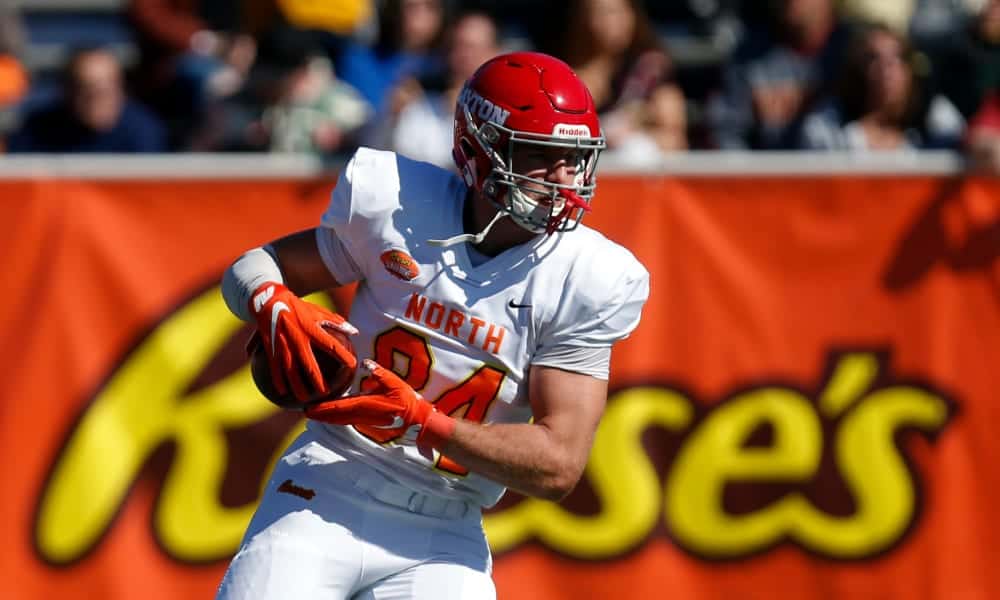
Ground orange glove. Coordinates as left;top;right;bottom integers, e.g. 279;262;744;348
249;281;358;401
306;359;456;449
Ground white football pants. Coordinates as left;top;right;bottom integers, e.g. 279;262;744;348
216;434;495;600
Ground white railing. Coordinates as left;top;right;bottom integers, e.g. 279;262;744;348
0;151;970;180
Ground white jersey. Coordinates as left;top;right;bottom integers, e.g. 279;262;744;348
309;147;649;508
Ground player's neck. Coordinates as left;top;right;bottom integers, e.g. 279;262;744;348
464;191;536;257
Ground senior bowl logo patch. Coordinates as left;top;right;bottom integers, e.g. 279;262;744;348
381;249;420;281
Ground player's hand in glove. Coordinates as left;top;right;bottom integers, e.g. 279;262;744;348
250;281;358;401
305;359;456;449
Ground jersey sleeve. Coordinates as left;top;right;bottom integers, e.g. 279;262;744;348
315;227;363;285
534;250;650;373
531;345;612;380
317;147;404;284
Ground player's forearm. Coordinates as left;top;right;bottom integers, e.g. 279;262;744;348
221;246;285;321
437;418;588;502
221;230;344;321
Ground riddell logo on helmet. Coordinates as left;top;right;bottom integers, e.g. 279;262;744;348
553;124;592;138
459;86;511;126
381;249;420;281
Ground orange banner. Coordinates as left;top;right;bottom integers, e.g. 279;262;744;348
2;174;999;599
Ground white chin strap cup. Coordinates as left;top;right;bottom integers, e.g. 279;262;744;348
507;187;558;234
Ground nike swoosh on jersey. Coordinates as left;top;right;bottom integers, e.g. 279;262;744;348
270;301;290;354
508;299;532;309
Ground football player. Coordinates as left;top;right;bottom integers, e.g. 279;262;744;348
217;51;649;600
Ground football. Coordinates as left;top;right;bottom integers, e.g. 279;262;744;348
248;324;356;408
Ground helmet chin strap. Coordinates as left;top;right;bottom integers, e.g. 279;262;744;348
428;210;508;248
428;185;589;248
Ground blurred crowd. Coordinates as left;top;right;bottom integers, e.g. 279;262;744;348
0;0;998;173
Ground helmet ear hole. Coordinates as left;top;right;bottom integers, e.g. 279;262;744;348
457;137;479;188
481;125;500;144
459;138;475;158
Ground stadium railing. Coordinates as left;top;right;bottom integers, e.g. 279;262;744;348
0;151;970;179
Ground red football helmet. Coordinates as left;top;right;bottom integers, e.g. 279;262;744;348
452;52;606;235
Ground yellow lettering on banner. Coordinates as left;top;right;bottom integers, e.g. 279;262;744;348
35;287;318;564
35;318;952;565
666;388;822;556
665;354;952;559
485;387;692;558
811;386;949;557
818;353;879;417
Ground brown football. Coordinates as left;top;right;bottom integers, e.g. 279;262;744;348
248;324;356;408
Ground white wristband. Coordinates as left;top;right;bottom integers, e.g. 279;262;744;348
221;245;284;321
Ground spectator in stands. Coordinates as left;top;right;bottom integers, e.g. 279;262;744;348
268;0;375;39
128;0;258;147
645;0;745;55
637;83;690;153
598;81;691;165
966;91;1000;174
798;23;965;151
0;2;24;59
0;4;27;146
924;0;1000;121
910;0;974;41
541;0;684;156
0;52;28;118
371;10;501;168
7;47;166;153
335;0;447;115
706;0;853;149
242;27;371;156
837;0;915;34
